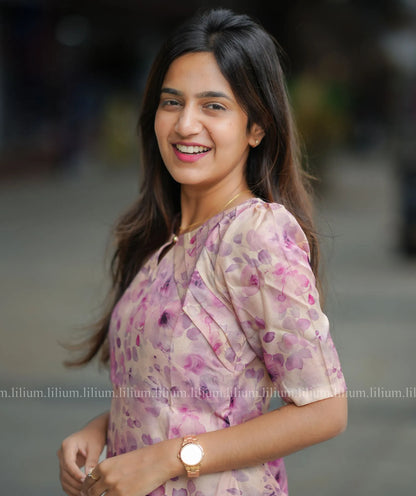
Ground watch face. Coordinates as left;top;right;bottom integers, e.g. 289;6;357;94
181;443;203;465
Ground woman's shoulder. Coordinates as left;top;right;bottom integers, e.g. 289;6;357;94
219;197;308;250
201;197;311;272
197;197;310;272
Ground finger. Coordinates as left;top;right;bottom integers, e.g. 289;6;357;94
61;481;82;496
60;442;87;482
84;445;102;476
82;478;108;496
60;469;83;493
60;471;82;496
58;455;84;492
81;469;101;493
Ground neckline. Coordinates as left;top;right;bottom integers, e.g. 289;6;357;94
172;196;261;240
157;197;263;265
178;188;251;235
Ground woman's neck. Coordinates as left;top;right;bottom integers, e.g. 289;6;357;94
179;182;253;233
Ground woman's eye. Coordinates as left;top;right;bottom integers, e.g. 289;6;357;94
161;99;180;108
206;103;226;111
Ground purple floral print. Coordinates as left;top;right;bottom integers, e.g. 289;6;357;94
107;198;346;495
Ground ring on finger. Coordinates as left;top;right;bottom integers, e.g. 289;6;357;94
87;471;99;481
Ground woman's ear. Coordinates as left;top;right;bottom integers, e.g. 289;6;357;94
248;123;265;147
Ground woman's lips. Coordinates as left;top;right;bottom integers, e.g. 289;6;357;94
172;143;211;163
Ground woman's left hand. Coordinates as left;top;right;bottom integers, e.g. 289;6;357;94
81;440;182;496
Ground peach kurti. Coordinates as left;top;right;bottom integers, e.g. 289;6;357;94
107;198;346;495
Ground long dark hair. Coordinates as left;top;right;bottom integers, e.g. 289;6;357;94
66;8;320;367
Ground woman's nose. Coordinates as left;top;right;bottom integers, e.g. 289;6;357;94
174;105;203;136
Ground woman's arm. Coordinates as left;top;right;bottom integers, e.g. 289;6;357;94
190;394;347;475
166;394;347;477
58;411;109;496
81;396;347;496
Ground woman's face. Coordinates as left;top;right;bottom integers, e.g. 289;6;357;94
154;52;260;192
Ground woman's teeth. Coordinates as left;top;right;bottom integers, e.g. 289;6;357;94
175;144;210;154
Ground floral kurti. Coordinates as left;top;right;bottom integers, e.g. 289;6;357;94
107;198;346;495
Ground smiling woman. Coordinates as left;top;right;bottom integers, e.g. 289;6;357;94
58;8;347;496
154;51;262;212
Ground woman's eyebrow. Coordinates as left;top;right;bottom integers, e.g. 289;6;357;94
160;87;232;100
196;90;232;101
160;87;182;96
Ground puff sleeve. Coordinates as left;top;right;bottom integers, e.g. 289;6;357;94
214;202;347;406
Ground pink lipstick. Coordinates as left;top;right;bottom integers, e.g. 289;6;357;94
172;143;211;163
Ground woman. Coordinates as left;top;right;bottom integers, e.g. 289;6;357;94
58;8;347;496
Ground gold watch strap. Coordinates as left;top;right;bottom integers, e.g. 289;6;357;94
183;434;198;444
186;464;201;477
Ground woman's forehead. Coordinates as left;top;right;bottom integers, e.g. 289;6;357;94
161;52;234;98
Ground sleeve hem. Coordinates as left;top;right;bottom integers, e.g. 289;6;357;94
278;382;347;407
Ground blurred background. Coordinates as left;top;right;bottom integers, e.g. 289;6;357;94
0;0;415;494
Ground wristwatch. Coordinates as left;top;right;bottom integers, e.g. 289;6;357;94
178;435;204;477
